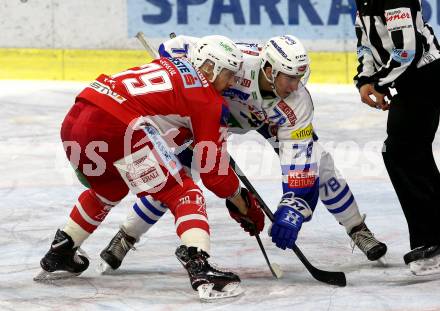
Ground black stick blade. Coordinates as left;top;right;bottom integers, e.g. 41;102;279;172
293;246;346;287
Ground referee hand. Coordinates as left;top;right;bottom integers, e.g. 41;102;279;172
359;84;390;111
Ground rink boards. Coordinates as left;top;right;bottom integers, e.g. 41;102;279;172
0;48;358;84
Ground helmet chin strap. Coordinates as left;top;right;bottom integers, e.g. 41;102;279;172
261;68;283;98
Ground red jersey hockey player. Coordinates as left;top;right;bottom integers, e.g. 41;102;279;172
34;35;264;300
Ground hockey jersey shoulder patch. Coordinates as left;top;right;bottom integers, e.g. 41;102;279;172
385;7;413;32
167;58;205;89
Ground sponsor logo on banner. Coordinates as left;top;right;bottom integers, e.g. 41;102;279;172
291;123;314;140
391;48;415;63
288;170;316;188
89;81;126;104
128;0;440;44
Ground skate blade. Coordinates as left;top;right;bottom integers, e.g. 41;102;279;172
197;282;244;302
376;256;388;267
97;259;116;275
410;259;440;276
33;269;81;282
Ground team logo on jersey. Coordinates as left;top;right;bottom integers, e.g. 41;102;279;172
291;123;314;140
391;48;415;63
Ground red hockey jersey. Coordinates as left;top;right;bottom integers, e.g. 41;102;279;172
76;57;239;199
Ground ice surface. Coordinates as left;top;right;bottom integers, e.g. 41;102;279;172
0;81;439;310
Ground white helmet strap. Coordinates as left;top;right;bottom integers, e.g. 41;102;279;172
261;63;282;97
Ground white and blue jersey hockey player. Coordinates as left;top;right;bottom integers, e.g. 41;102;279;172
99;35;387;273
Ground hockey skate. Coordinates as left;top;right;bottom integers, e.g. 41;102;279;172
404;245;440;276
175;245;243;301
349;220;387;263
98;228;136;274
34;229;89;282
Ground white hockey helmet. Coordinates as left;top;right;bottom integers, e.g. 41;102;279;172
189;35;243;83
260;35;310;86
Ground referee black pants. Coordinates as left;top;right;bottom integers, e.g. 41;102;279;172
382;60;440;250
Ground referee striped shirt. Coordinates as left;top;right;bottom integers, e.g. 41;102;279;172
354;0;440;92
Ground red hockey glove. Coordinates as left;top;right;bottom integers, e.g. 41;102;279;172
226;188;265;236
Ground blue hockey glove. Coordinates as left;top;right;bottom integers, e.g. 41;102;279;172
269;206;304;250
269;193;312;250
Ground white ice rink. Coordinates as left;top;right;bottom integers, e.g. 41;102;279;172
0;81;439;310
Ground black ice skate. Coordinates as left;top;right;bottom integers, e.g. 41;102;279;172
98;228;136;274
34;229;89;282
404;245;440;276
349;221;387;262
175;245;243;301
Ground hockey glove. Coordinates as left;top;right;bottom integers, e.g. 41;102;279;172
269;194;312;250
226;188;265;236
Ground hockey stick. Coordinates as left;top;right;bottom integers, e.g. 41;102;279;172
229;155;347;287
228;199;282;279
135;31;159;58
255;233;283;279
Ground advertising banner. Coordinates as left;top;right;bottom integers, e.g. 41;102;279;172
128;0;440;50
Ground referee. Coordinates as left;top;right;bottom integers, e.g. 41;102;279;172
354;0;440;275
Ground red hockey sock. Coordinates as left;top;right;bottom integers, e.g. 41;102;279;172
173;189;210;237
69;190;118;233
